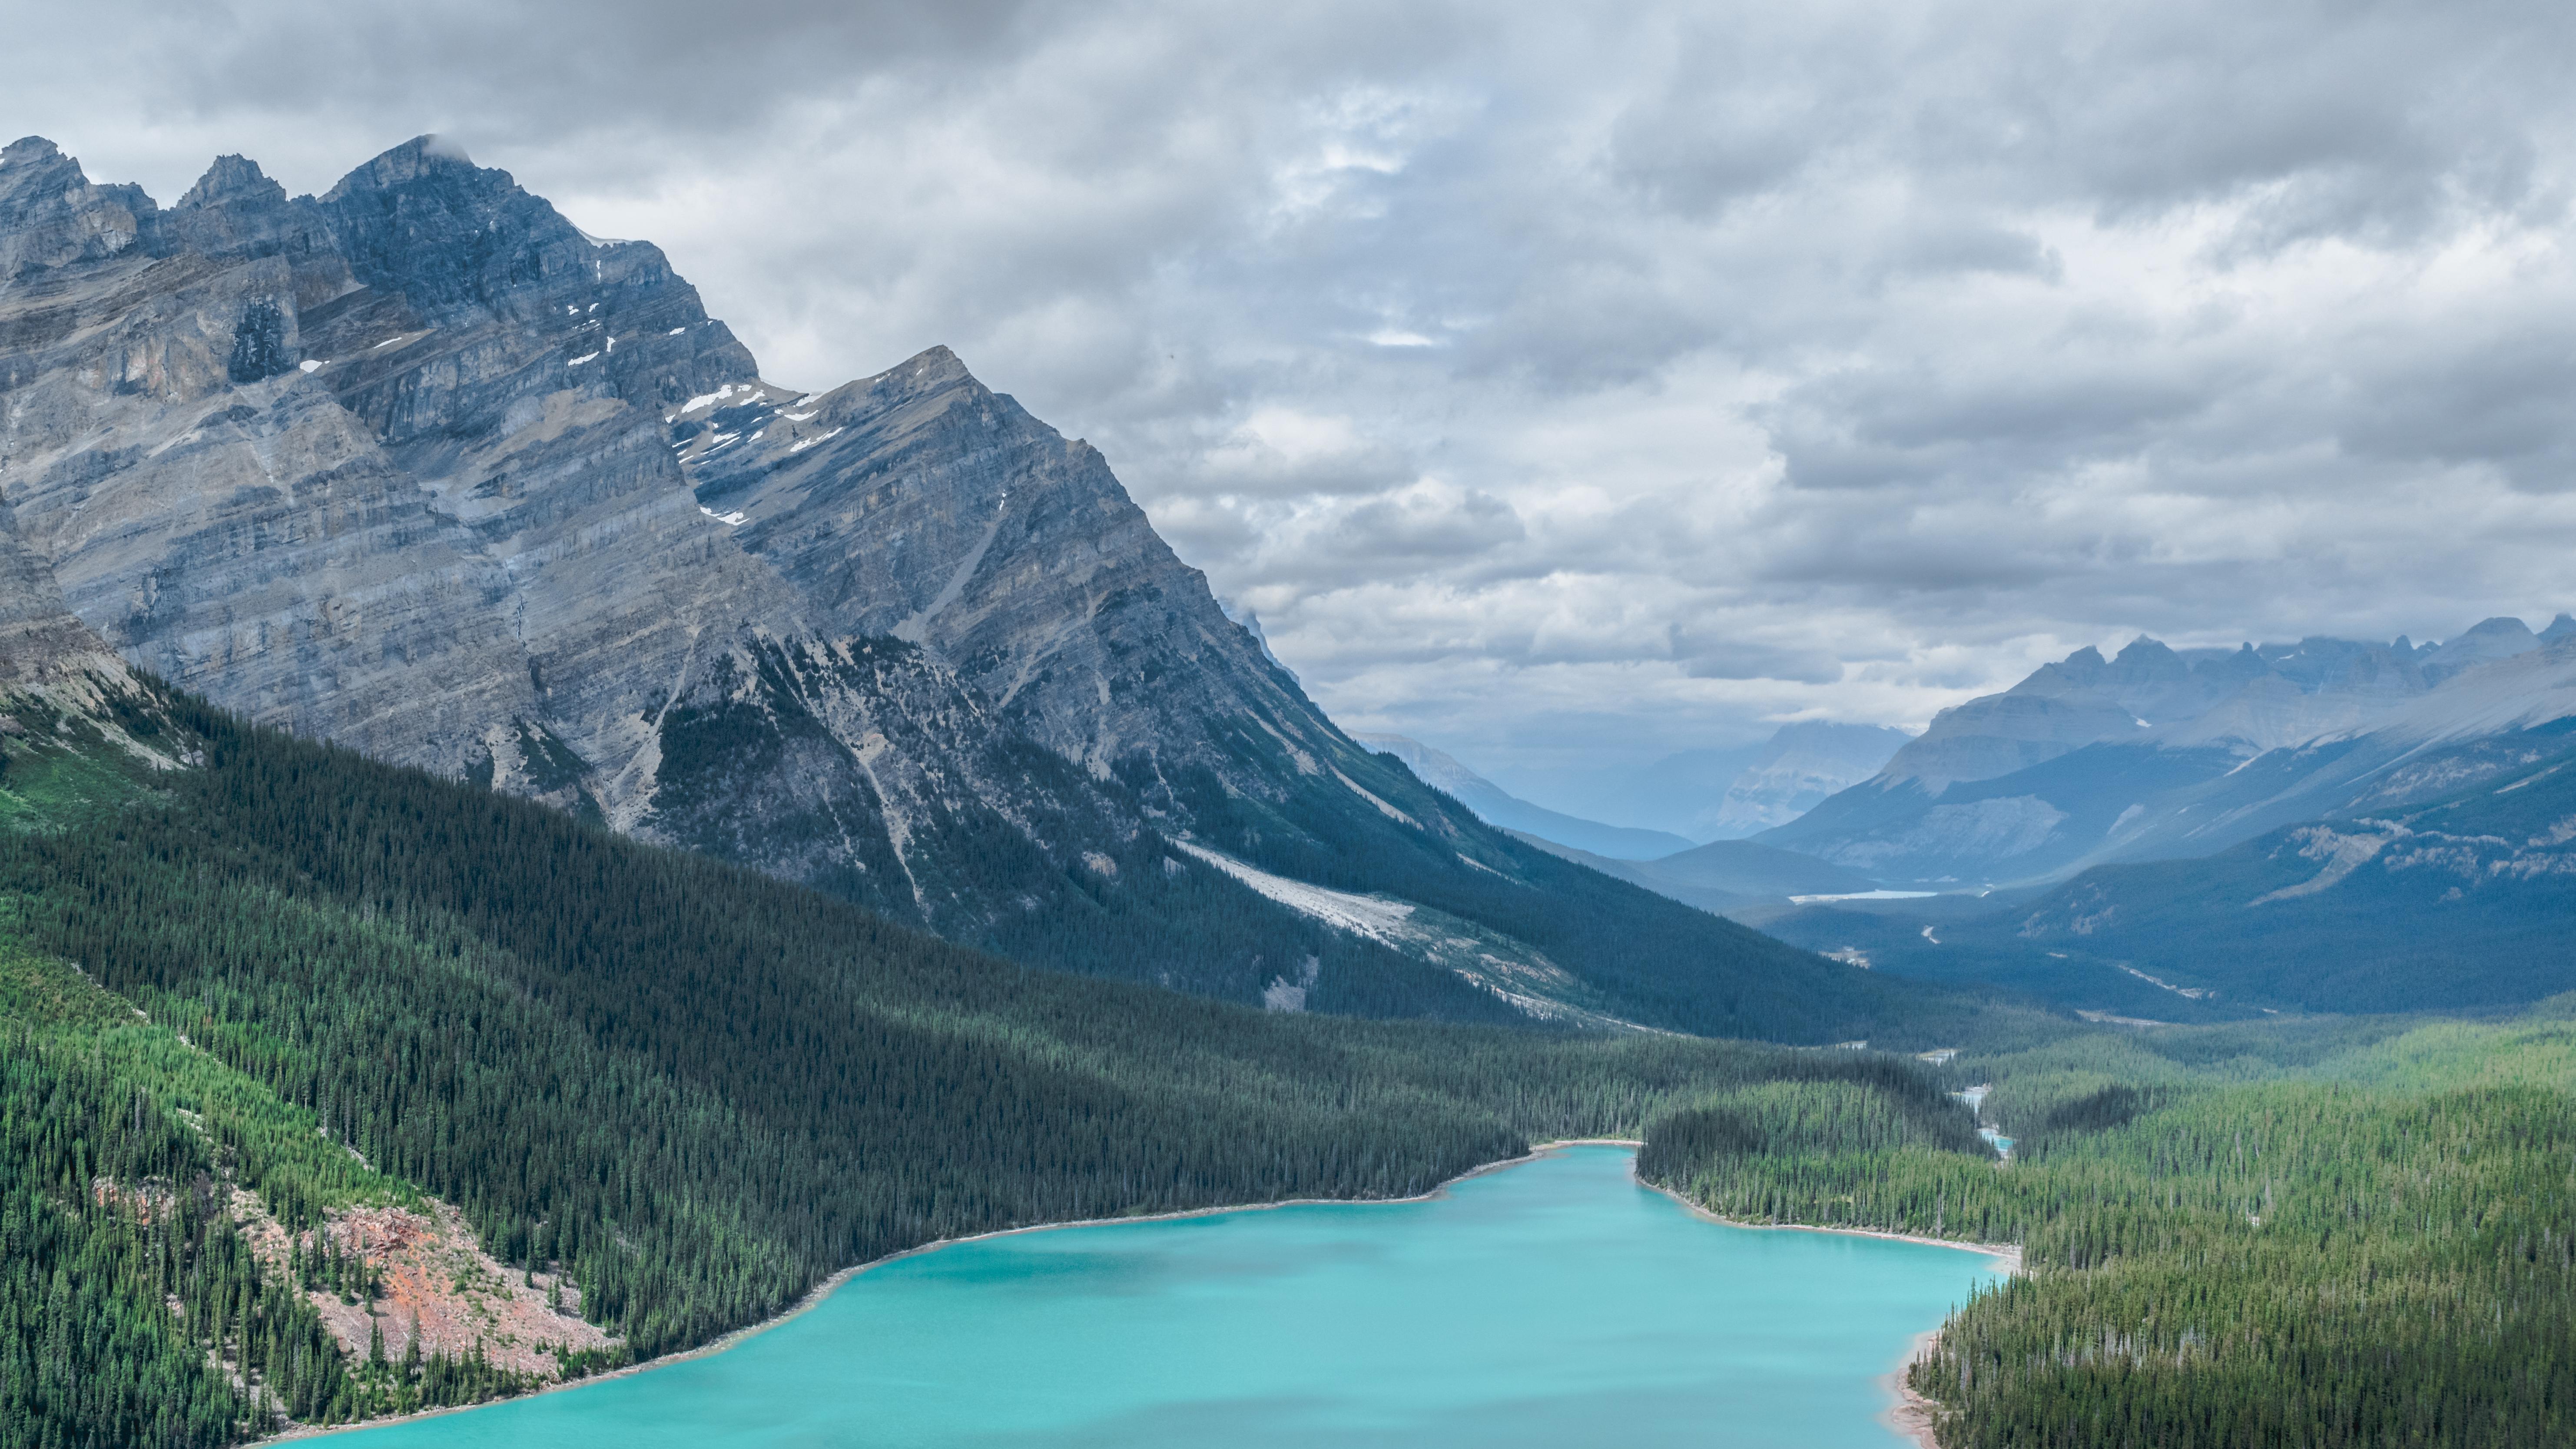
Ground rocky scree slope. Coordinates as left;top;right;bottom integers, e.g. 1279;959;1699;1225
0;134;1971;1044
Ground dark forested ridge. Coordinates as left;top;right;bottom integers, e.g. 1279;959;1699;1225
1640;1009;2576;1448
0;687;2015;1445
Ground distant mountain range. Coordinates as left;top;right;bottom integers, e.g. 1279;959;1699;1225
1359;721;1911;855
0;133;1996;1046
1697;722;1914;839
1761;620;2576;887
1766;722;2576;1020
1352;735;1696;859
1757;620;2576;1019
1507;834;1877;918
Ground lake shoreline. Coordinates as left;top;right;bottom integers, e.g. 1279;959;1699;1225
267;1137;1643;1443
1881;1327;1949;1449
1629;1176;2021;1449
275;1137;2003;1447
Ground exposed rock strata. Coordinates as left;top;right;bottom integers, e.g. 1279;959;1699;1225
0;131;1465;942
0;133;1901;1044
0;135;1134;938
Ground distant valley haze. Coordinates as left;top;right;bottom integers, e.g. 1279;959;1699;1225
13;0;2576;817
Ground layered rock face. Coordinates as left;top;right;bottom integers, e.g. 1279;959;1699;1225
0;483;189;777
1;138;538;767
0;489;125;697
0;133;1149;937
681;346;1395;838
0;134;1930;1044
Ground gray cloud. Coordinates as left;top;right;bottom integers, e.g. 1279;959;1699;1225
10;0;2576;817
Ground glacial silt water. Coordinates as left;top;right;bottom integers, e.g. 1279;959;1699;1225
332;1145;2000;1447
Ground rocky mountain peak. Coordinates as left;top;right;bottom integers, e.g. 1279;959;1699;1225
0;136;79;188
2421;615;2540;682
684;336;1351;812
322;134;480;198
177;154;284;211
0;136;155;275
315;137;656;328
0;134;1885;1041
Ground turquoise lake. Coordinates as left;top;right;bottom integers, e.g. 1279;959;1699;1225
334;1145;2000;1448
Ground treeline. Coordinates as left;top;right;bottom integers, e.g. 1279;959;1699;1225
1638;1012;2576;1448
0;690;1979;1444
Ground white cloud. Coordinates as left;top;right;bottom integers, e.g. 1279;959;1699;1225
13;0;2576;814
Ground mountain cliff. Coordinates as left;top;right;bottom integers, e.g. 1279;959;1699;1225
0;134;1987;1044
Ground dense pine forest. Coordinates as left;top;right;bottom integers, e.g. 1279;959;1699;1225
14;676;2574;1448
0;686;1997;1446
1639;1007;2576;1448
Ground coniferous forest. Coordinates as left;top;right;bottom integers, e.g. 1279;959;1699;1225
10;683;2576;1448
0;690;1965;1446
1639;1009;2576;1448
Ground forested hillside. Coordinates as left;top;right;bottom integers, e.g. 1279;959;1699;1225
1640;1007;2576;1447
0;686;2025;1446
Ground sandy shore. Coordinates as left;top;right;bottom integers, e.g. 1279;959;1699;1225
1880;1326;1949;1449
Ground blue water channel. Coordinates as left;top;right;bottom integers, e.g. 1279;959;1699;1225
329;1145;2001;1448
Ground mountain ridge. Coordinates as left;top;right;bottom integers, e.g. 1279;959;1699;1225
1762;622;2576;888
0;133;2000;1045
1349;733;1697;859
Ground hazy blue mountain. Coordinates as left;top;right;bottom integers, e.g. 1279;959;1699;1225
1696;722;1914;839
1511;832;1880;919
1760;624;2576;888
1353;734;1696;859
1555;744;1768;838
1524;723;1908;844
1765;720;2576;1018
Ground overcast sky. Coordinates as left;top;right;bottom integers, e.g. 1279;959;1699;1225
13;0;2576;815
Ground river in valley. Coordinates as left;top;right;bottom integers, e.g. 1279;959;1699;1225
328;1145;2001;1448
